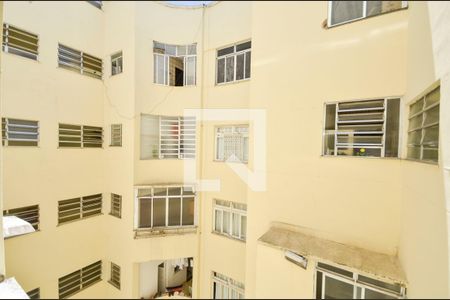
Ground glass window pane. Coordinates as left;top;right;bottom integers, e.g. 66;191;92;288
232;213;240;237
168;187;182;196
423;125;439;148
407;146;421;160
423;148;438;162
407;130;422;146
385;98;400;158
324;276;354;299
140;115;160;159
236;41;251;52
223;211;230;234
182;197;195;225
243;136;249;162
168;198;181;226
424;105;439;126
185;56;196;86
241;215;247;240
226;56;235;82
214;210;222;232
245;51;251;79
365;289;397;299
408;114;423;131
409;98;424;116
425;87;440;108
139;198;152;228
331;1;364;25
216;136;224;160
166;44;176;55
325;104;336;130
177;45;187;56
236;53;245;81
217;58;225;84
366;1;382;16
323;133;335;156
188;44;197;55
153;198;166;227
218;46;234;57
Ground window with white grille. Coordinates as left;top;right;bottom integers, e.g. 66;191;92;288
153;41;196;86
58;260;102;299
110;124;122;147
58;44;103;79
140;114;196;159
59;123;103;148
216;41;251;84
213;200;247;241
27;288;40;299
323;98;400;157
108;262;120;290
2;23;38;60
58;194;102;225
111;51;123;76
215;126;248;163
110;193;122;218
315;262;405;299
328;1;408;27
407;85;439;163
4;205;39;230
2;118;39;146
135;186;196;230
212;272;245;299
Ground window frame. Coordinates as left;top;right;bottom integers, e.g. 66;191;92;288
3;204;40;232
110;124;122;147
2;23;39;61
214;125;249;163
58;194;103;225
322;97;401;158
406;82;440;164
327;1;409;28
108;262;120;290
57;43;103;80
211;271;245;299
213;199;247;242
110;193;122;219
314;262;406;299
134;185;197;231
58;260;102;299
58;123;103;149
111;51;123;76
216;40;251;86
153;41;197;87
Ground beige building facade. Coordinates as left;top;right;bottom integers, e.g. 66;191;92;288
0;1;449;299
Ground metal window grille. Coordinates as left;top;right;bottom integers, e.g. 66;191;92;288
58;260;102;299
215;126;248;162
58;43;103;79
110;193;122;218
2;23;38;60
2;118;39;146
58;194;102;225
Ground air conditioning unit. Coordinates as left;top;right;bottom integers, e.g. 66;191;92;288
285;250;308;270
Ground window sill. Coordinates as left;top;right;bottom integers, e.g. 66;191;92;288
321;155;440;166
134;226;197;239
211;231;246;244
213;159;248;165
57;213;103;227
107;281;120;290
4;229;40;240
153;82;198;88
108;213;121;219
215;78;250;87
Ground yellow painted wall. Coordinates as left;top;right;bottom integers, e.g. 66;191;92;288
0;0;5;278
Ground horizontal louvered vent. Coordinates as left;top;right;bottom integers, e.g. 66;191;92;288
3;205;40;230
58;43;102;79
109;262;120;290
110;124;122;146
58;194;102;225
58;260;102;299
59;123;103;148
110;193;122;218
2;118;39;146
27;288;40;299
2;23;38;60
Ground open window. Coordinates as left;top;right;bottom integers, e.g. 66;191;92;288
153;41;196;87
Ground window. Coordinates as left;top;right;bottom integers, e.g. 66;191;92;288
135;186;196;230
2;23;38;60
110;124;122;146
216;41;251;84
58;194;102;225
215;126;249;162
58;260;102;299
213;200;247;241
323;98;400;158
110;193;122;218
111;51;123;75
315;262;405;299
3;205;39;230
108;262;120;290
2;118;39;146
27;288;40;299
153;41;196;86
140;114;196;159
59;123;103;148
407;85;440;163
58;44;103;79
212;272;245;299
87;1;102;9
328;1;408;27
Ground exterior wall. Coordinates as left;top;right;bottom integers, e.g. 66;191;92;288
246;1;408;297
1;1;449;299
398;1;450;298
0;0;5;279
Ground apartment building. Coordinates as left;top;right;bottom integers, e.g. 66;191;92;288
0;1;449;299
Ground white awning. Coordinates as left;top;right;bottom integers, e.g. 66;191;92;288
0;277;29;299
258;225;407;284
3;216;35;239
